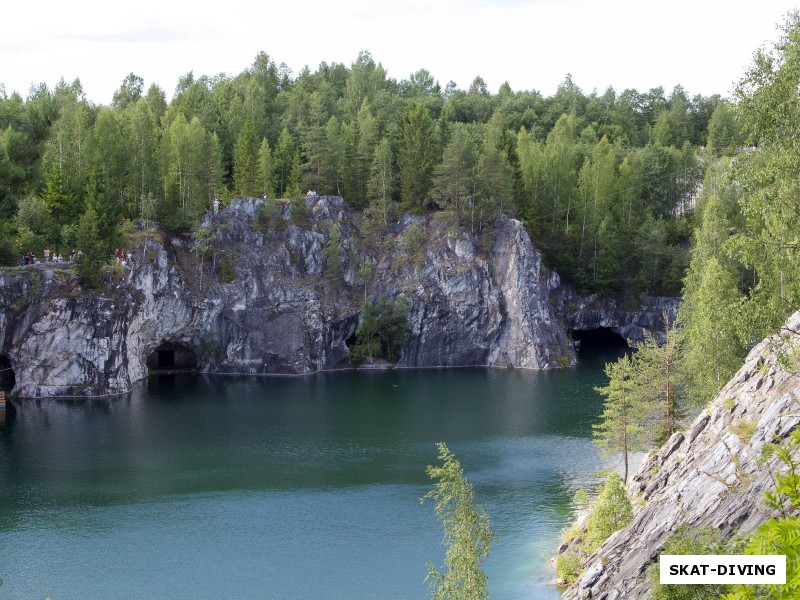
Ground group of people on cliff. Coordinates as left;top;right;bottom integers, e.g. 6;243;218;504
20;249;80;265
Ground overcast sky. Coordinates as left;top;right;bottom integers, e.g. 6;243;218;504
2;0;797;105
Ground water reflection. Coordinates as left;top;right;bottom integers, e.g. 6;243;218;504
0;355;624;599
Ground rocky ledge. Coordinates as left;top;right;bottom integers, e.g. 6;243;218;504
0;196;574;397
551;287;679;345
559;309;800;599
0;196;678;398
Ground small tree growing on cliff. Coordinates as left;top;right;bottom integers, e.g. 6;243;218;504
191;225;217;291
422;442;495;600
593;353;649;484
585;472;633;548
323;221;344;286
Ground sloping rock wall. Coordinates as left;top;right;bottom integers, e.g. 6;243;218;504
560;310;800;599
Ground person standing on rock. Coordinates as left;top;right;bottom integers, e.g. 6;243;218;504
43;248;50;262
213;198;220;214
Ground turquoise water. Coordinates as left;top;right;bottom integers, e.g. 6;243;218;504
0;348;622;599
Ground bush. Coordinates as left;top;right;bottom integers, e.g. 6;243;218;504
254;200;284;232
556;551;583;586
400;222;426;270
649;527;733;600
218;251;236;283
350;297;412;366
554;472;634;586
586;472;633;548
289;197;308;226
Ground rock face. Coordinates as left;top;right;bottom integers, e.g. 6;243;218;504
551;288;679;345
0;197;581;397
559;310;800;599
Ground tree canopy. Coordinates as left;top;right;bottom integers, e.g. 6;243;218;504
0;53;717;295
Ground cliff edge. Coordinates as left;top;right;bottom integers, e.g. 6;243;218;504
0;196;576;397
560;310;800;599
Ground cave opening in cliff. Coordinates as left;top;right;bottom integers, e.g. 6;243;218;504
0;355;14;392
146;342;198;372
569;328;628;357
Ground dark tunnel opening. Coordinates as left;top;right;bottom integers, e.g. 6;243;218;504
146;342;199;372
0;355;15;392
569;327;629;360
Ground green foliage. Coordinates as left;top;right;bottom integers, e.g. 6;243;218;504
555;551;583;585
233;119;258;197
679;183;748;406
254;199;284;232
650;527;733;600
288;197;308;225
730;419;758;443
400;222;427;271
629;325;684;446
431;126;477;220
585;472;633;548
422;442;495;600
74;206;106;287
0;46;734;301
724;432;800;599
15;194;53;241
323;221;344;285
707;103;742;156
729;11;800;345
555;472;633;585
256;137;276;199
350;297;412;366
399;101;436;210
191;225;217;291
366;137;396;229
218;251;236;283
593;353;650;484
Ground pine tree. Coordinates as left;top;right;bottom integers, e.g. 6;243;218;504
233;120;258;197
42;161;77;226
366;138;396;228
256;138;276;199
273;127;296;198
593;353;649;484
398;101;436;210
475;141;514;231
300;91;326;194
74;206;104;287
632;324;683;445
431;127;477;221
84;168;122;259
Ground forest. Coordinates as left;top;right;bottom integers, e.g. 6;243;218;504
558;13;800;594
0;51;743;296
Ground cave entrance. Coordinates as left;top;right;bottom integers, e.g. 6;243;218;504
569;328;628;359
146;342;198;372
0;355;15;392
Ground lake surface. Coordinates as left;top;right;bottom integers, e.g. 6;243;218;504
0;346;624;599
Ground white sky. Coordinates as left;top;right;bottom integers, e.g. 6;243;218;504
2;0;797;105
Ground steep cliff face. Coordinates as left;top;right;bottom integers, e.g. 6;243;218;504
0;196;580;397
551;287;679;345
560;310;800;599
